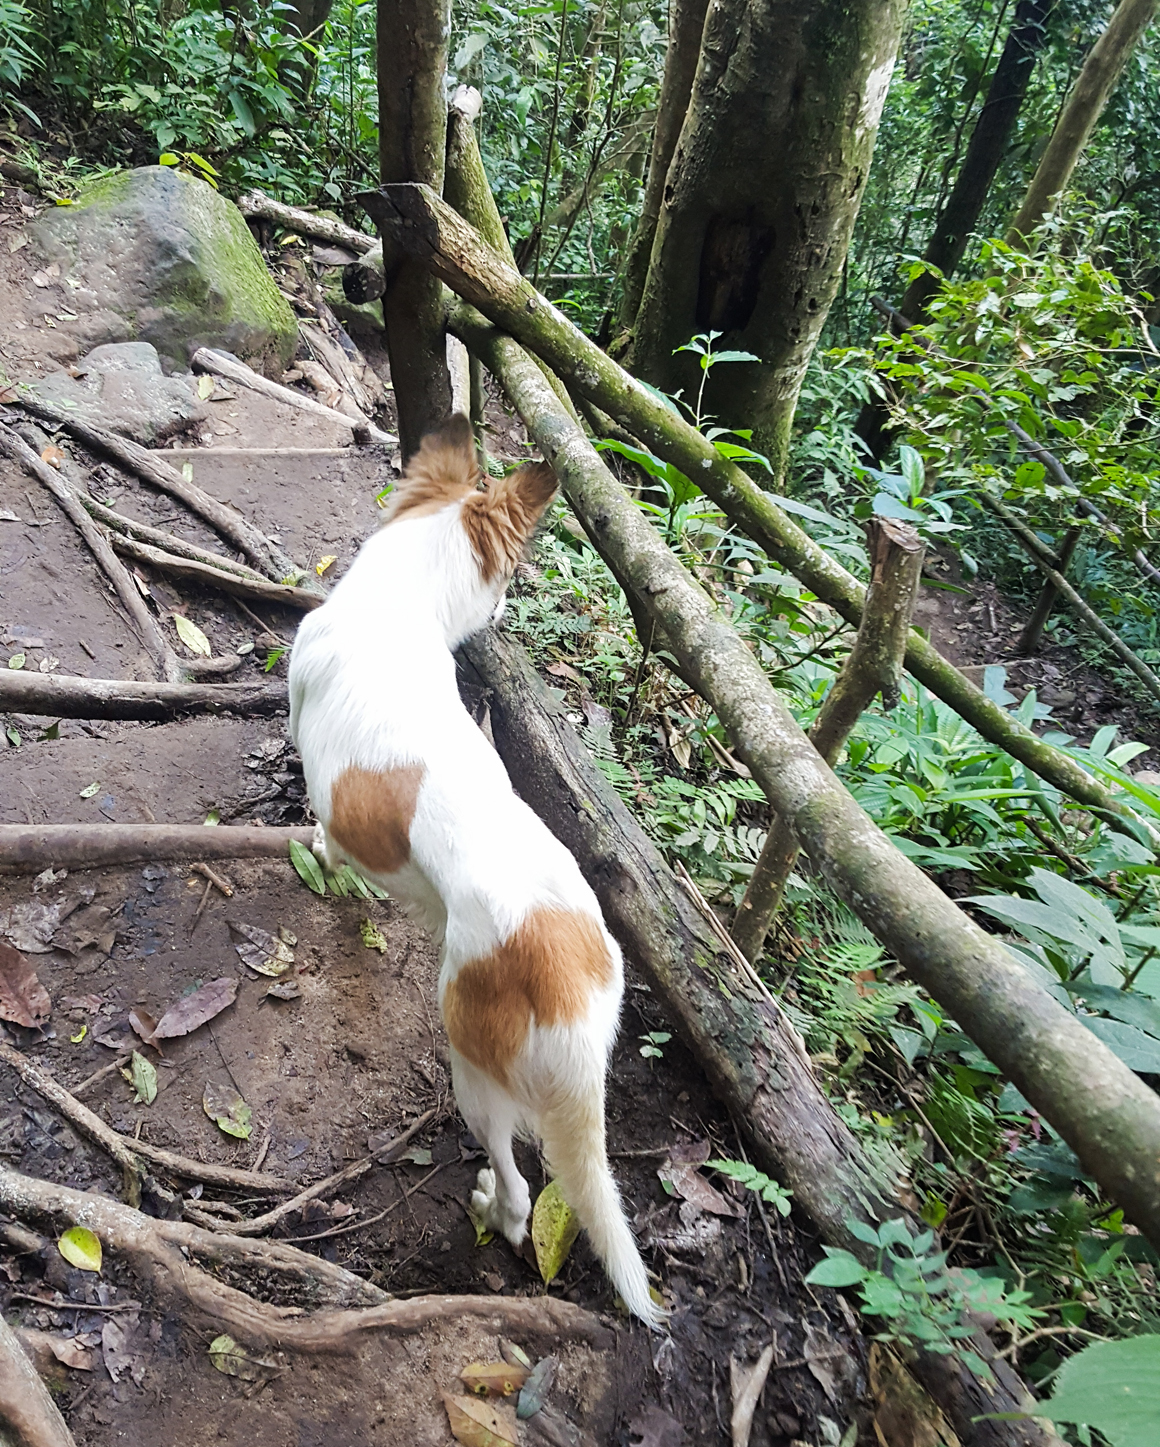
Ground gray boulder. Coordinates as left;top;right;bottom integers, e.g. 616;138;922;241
31;166;297;376
25;342;207;445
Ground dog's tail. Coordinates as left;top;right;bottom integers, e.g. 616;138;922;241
539;1084;665;1330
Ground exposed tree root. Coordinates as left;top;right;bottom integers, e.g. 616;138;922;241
0;671;290;724
0;1313;77;1447
0;824;311;873
0;1166;609;1355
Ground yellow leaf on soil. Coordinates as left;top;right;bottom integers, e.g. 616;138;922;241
444;1393;519;1447
531;1178;580;1285
173;614;211;657
460;1361;530;1397
58;1226;102;1273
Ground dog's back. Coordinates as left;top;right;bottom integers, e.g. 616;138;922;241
289;416;661;1328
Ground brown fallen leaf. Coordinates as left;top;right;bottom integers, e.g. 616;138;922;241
444;1393;519;1447
0;896;78;953
129;1008;159;1046
461;1360;530;1397
46;1335;95;1371
152;977;237;1042
546;660;584;684
101;1315;147;1387
228;920;294;977
52;904;113;955
0;941;51;1027
658;1140;742;1219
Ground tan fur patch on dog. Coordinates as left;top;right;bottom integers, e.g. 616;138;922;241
462;462;558;582
443;907;613;1083
329;763;425;874
386;414;480;522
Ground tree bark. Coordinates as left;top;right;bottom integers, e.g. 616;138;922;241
732;517;925;962
460;629;899;1254
1007;0;1159;245
0;670;289;721
630;0;906;474
377;0;453;455
0;825;312;873
1019;526;1080;653
236;191;377;254
900;0;1057;319
451;306;1160;1269
617;0;710;333
0;1313;76;1447
361;184;1144;831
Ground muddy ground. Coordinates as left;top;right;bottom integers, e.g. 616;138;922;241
0;177;867;1446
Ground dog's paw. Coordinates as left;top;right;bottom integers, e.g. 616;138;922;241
471;1168;502;1230
311;822;329;864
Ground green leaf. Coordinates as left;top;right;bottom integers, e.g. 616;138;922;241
531;1179;580;1284
158;151;180;165
79;780;101;799
203;1081;252;1139
264;646;286;672
289;838;326;895
174;614;212;657
121;1050;157;1104
58;1226;102;1273
7;653;25;669
804;1250;866;1289
1083;1017;1160;1074
1040;1335;1160;1447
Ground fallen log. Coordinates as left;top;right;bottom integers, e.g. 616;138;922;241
0;1163;608;1353
363;183;1141;832
733;516;926;961
236;189;377;254
11;398;309;588
0;824;311;872
461;626;1057;1447
0;671;289;722
191;347;394;447
455;308;1160;1266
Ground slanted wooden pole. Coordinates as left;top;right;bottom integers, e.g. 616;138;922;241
732;518;925;962
357;183;1143;832
1019;526;1081;653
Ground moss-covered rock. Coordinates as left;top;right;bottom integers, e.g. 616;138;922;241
31;166;297;375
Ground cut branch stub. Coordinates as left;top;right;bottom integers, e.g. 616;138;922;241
362;182;1140;831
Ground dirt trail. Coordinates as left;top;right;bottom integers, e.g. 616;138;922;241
0;179;853;1446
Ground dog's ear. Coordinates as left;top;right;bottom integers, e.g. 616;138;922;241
386;413;479;520
462;461;558;582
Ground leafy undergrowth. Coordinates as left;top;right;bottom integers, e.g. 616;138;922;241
504;418;1160;1427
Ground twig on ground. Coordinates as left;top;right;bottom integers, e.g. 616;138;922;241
285;1158;448;1245
217;1108;438;1237
70;1055;132;1098
191;862;234;897
0;823;310;874
0;1165;609;1354
730;1344;775;1447
11;397;311;588
232;597;288;647
0;420;183;683
0;1312;77;1447
0;671;290;724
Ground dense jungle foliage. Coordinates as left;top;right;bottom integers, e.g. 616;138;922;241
5;0;1160;1426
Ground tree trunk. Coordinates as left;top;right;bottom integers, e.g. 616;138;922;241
1007;0;1159;245
450;304;1160;1267
617;0;710;333
377;0;453;455
630;0;906;477
732;518;925;962
361;182;1146;833
900;0;1057;318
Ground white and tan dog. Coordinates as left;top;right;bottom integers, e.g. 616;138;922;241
288;414;660;1327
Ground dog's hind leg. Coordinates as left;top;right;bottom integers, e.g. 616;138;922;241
451;1049;531;1247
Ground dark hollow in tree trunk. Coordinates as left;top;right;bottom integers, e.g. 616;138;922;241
363;182;1143;832
630;0;907;475
732;517;925;962
376;0;453;456
1008;0;1160;245
616;0;710;333
0;671;290;722
900;0;1057;320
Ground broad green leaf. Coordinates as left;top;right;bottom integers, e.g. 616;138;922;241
1040;1335;1160;1447
288;838;326;895
173;614;211;657
120;1050;157;1104
1083;1018;1160;1074
7;653;24;669
58;1226;102;1273
203;1081;252;1139
79;780;100;799
531;1179;580;1284
804;1249;866;1289
1027;867;1120;949
1065;982;1160;1038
